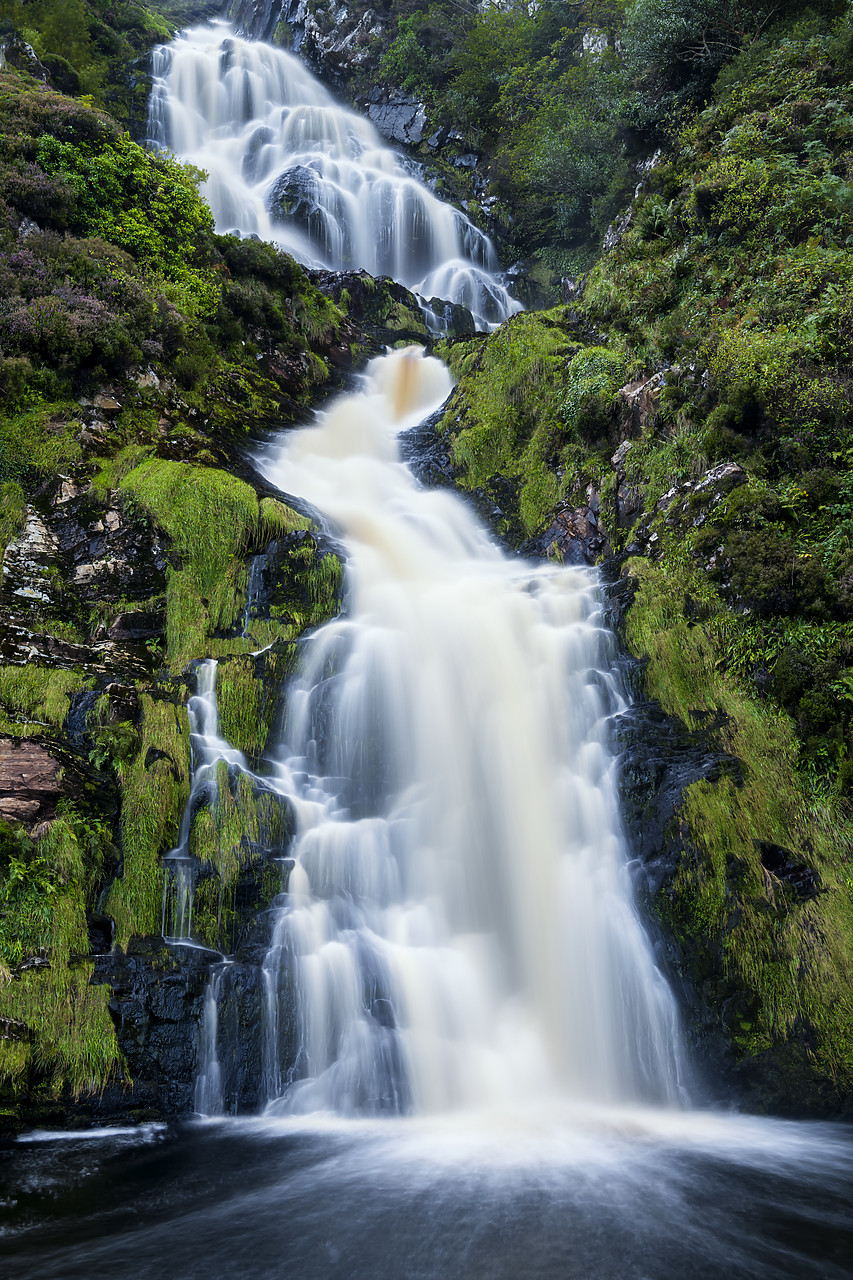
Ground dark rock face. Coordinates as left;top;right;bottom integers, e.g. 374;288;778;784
310;269;430;348
422;296;476;339
398;405;455;489
1;478;168;674
522;503;610;566
615;695;741;900
0;738;64;825
229;0;288;42
366;90;427;147
612;675;751;1101
267;164;321;232
93;939;215;1117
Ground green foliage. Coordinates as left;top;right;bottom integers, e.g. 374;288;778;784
104;689;190;944
439;310;591;537
35;131;214;285
0;1;209;122
0;811;120;1097
0;665;89;736
368;0;636;266
562;345;627;440
622;0;847;115
627;555;853;1100
379;15;432;93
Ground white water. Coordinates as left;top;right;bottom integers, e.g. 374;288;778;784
184;346;684;1117
147;21;521;328
162;658;245;943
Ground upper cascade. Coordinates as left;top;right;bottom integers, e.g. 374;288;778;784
147;21;521;329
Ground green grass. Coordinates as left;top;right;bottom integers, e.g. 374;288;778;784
0;665;90;737
0;403;83;482
438;310;601;539
0;481;25;561
627;555;853;1104
104;690;190;945
0;814;120;1098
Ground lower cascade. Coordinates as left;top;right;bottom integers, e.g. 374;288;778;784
147;22;521;329
185;347;686;1117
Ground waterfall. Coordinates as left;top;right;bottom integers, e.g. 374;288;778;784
190;348;687;1117
162;658;246;943
147;21;521;329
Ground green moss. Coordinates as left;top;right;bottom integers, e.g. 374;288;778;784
627;555;853;1100
178;768;291;951
0;665;91;737
118;460;260;668
120;460;259;594
104;689;190;945
0;814;120;1098
0;481;25;561
438;310;597;539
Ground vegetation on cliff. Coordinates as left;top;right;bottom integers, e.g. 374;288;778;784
0;47;354;1118
2;0;853;1121
438;9;853;1111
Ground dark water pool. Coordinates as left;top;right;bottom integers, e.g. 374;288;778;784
2;1108;852;1279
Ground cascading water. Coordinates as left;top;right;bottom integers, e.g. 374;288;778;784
188;347;686;1118
147;21;521;328
162;658;247;943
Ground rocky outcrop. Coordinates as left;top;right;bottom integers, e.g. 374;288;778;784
311;270;431;348
229;0;289;43
262;0;383;76
0;738;64;825
523;501;610;566
622;462;747;557
366;90;427;147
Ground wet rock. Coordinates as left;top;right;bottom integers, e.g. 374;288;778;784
367;91;427;147
266;164;320;228
311;269;429;348
95;938;217;1116
524;504;611;566
617;371;666;438
229;0;289;42
422;296;476;339
615;694;740;896
0;738;65;825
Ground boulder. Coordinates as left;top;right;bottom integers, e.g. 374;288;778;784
524;503;610;566
617;370;667;438
0;737;64;825
367;92;427;148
